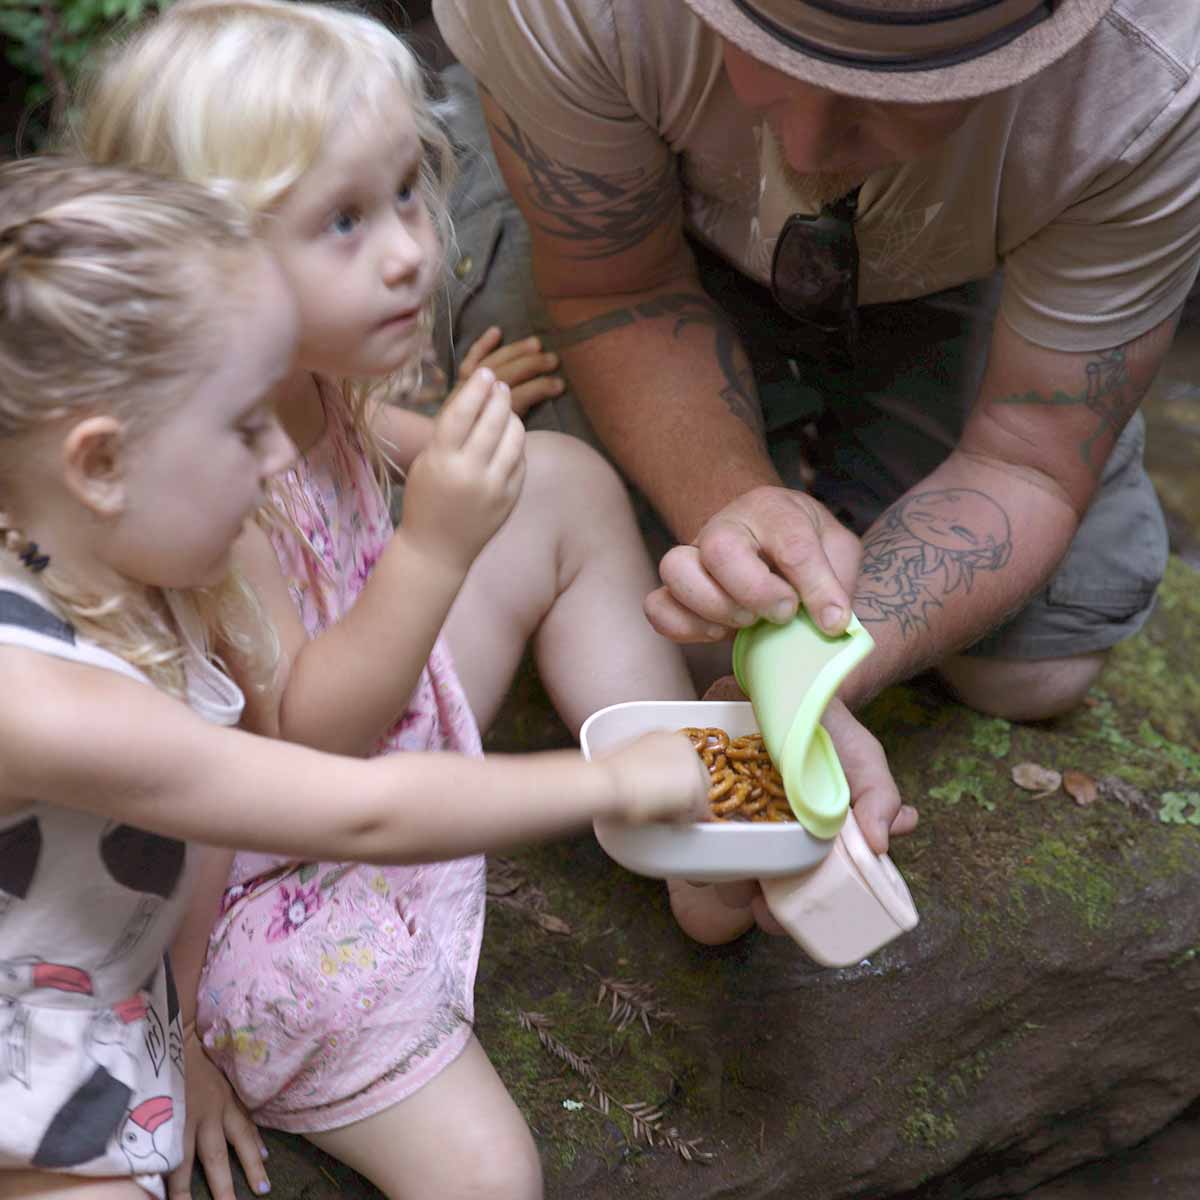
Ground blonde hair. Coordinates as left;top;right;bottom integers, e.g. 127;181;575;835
75;0;457;489
0;155;277;699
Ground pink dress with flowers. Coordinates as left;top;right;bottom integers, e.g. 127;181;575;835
195;383;486;1133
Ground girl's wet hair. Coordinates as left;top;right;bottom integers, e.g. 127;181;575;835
0;155;277;696
75;0;457;483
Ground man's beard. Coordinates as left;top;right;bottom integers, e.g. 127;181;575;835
762;123;865;214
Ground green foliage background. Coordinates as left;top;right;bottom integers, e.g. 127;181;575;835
0;0;174;141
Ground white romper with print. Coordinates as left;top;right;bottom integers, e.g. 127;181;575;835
0;580;242;1195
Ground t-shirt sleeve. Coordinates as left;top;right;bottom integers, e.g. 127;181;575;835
432;0;668;177
1001;84;1200;352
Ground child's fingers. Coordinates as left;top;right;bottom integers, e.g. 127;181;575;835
165;1125;197;1200
490;409;527;485
459;325;502;377
193;1119;241;1200
224;1108;271;1196
480;334;542;371
435;367;494;448
462;381;515;460
509;374;566;416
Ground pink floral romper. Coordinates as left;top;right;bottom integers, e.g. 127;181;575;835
196;384;486;1133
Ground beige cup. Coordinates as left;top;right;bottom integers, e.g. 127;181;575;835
760;808;918;967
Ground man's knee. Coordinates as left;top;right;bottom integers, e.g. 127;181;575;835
938;651;1107;722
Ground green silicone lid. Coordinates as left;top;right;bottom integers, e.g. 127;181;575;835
732;610;874;839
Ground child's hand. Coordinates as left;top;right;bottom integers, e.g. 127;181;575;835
167;1024;269;1200
456;325;564;417
600;731;711;825
402;366;526;573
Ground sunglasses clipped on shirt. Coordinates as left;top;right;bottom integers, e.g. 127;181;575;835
769;186;861;365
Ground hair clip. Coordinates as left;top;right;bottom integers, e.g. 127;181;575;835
18;541;50;573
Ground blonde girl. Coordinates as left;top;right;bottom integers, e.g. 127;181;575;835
74;2;729;1197
0;156;705;1200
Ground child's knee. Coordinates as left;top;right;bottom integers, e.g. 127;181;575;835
458;1135;543;1200
523;430;629;512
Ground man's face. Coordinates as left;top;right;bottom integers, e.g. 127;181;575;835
723;42;978;180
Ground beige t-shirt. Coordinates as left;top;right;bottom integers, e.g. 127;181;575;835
434;0;1200;353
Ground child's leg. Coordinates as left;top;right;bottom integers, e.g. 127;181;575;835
0;1172;148;1199
443;432;694;735
303;1036;541;1200
443;432;751;943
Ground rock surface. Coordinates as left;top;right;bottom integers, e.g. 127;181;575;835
201;554;1200;1200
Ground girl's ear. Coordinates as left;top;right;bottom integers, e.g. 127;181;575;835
61;415;127;517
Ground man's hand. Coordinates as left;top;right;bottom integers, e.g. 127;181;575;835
167;1025;269;1200
645;486;862;642
698;681;916;936
455;325;565;417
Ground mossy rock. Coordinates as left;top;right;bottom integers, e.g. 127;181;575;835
203;558;1200;1199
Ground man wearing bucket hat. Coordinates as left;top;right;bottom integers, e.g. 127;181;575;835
432;0;1196;928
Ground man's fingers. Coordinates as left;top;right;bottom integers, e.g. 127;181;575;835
822;700;904;855
658;544;759;629
695;521;799;622
759;516;852;635
644;585;730;644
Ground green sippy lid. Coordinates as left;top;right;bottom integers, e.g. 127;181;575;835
732;610;874;839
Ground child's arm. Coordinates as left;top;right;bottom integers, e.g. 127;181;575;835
0;648;709;861
235;366;524;757
165;848;273;1200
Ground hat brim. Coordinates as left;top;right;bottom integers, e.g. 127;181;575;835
680;0;1115;103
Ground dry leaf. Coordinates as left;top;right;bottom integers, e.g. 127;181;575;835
1063;770;1098;807
532;911;572;936
1011;762;1062;796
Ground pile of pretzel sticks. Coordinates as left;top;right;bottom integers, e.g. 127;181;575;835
680;726;796;822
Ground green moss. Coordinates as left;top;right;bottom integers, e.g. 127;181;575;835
969;715;1013;759
1014;837;1117;932
927;753;1002;812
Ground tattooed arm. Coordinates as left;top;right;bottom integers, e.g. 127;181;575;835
839;310;1179;707
482;93;772;525
481;91;859;631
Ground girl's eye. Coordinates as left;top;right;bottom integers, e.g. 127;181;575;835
396;181;415;206
239;423;267;447
329;208;361;236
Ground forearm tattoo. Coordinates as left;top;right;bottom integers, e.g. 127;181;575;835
487;112;678;260
547;293;761;434
854;488;1013;639
993;346;1137;473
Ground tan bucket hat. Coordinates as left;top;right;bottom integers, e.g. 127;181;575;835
679;0;1116;102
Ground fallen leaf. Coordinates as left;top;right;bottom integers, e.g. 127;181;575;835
1011;762;1062;797
1063;770;1097;807
532;910;573;936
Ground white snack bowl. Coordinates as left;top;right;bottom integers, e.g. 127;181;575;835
581;699;919;965
579;700;835;884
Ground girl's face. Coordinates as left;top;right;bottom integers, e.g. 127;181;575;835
263;85;440;380
106;248;298;590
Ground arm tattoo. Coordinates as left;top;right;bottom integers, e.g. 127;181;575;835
854;489;1013;639
547;293;761;434
993;346;1136;472
488;112;678;260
